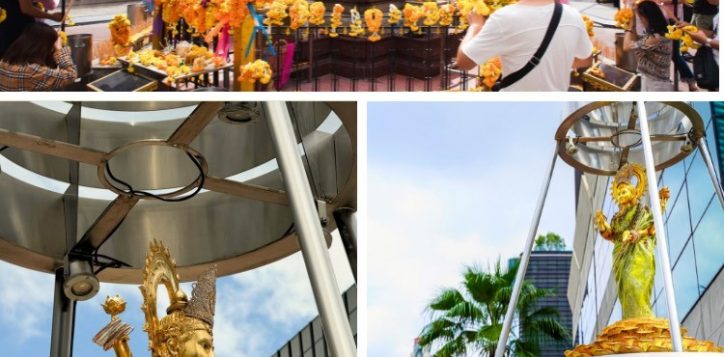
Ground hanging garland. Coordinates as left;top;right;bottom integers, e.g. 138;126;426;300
329;3;344;37
364;7;383;42
348;7;365;37
309;1;325;26
239;59;272;84
402;3;422;32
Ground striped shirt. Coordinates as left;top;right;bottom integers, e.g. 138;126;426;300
0;46;77;91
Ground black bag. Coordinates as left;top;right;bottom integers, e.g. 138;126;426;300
492;1;563;91
693;45;719;90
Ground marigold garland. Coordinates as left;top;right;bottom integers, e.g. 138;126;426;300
582;15;594;37
666;24;700;52
364;8;383;41
402;3;422;32
264;0;288;26
421;2;439;26
239;59;272;84
309;1;325;25
438;4;454;26
0;7;7;24
329;3;344;37
614;7;633;30
480;56;501;88
289;0;309;30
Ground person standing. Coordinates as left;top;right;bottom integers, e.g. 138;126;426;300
455;0;593;91
691;0;718;34
0;0;64;58
624;1;674;90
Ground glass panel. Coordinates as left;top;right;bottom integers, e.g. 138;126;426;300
686;151;716;221
665;179;692;262
662;161;687;221
672;241;700;318
693;197;724;289
608;301;622;325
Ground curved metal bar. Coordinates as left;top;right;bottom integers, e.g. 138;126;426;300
696;137;724;208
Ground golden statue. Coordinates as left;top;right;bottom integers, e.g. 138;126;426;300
566;163;722;356
95;240;216;357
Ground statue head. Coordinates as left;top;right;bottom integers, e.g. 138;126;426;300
612;163;647;207
141;241;216;357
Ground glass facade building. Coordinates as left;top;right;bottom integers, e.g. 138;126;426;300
522;251;573;356
568;102;724;346
271;285;357;357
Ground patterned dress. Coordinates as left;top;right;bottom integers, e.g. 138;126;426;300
611;203;656;319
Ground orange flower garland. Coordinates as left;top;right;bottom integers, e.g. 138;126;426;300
264;0;288;26
329;4;344;37
109;14;132;56
480;56;501;88
0;7;6;24
364;8;383;42
614;8;633;30
582;15;594;37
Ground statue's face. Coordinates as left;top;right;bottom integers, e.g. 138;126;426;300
178;330;214;357
613;182;637;207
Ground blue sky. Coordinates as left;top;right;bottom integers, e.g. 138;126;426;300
367;102;579;356
0;232;354;357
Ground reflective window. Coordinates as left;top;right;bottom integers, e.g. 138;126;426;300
671;240;700;317
686;151;716;221
692;196;724;290
662;161;686;222
665;180;693;262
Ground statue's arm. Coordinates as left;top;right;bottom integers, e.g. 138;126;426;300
595;210;614;241
112;337;133;357
659;186;670;212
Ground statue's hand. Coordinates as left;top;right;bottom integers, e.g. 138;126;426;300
622;229;639;243
595;210;612;240
659;186;670;211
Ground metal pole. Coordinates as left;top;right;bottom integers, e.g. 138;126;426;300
494;146;558;357
333;207;357;281
50;268;76;357
696;137;724;208
637;101;684;352
265;102;357;357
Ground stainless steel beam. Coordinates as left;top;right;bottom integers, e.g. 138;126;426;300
495;146;558;357
638;101;684;352
696;137;724;208
265;101;357;357
203;176;289;205
0;129;106;165
77;195;140;250
49;268;76;357
167;102;224;146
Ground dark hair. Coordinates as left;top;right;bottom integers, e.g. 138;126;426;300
637;1;669;36
2;23;59;67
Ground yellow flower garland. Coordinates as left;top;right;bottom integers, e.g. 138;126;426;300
438;4;455;26
309;1;325;26
480;56;501;88
614;8;633;30
239;59;272;84
402;3;422;32
264;0;288;26
289;0;309;30
666;24;700;52
365;8;383;42
422;2;439;26
348;7;365;37
0;7;7;24
388;4;401;25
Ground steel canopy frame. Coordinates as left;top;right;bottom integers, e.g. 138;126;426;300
494;102;724;357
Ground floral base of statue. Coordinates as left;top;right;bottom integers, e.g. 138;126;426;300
565;318;723;357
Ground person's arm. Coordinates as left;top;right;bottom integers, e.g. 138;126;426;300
18;0;64;21
688;29;719;48
573;13;594;68
456;13;486;70
623;10;639;51
573;56;593;68
34;46;77;89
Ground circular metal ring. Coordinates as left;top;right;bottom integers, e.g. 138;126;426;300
555;102;706;176
97;140;209;201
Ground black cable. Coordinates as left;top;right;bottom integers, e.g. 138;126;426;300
105;152;205;202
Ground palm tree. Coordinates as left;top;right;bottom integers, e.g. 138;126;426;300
418;259;569;357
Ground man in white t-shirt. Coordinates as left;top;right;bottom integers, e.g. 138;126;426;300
456;0;594;91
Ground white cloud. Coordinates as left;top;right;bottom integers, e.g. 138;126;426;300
368;160;574;356
0;261;55;341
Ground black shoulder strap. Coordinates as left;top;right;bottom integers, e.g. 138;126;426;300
499;2;563;89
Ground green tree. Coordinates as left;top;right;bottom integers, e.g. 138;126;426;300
418;260;569;357
534;232;567;251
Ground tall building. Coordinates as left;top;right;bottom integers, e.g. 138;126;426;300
271;285;357;357
522;250;574;357
567;102;724;347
